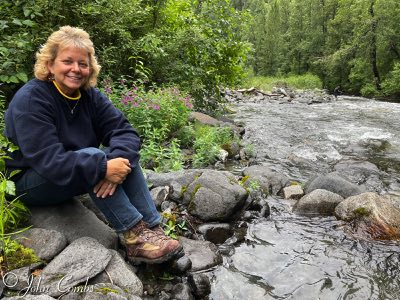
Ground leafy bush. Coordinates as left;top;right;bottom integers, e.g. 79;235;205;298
192;125;237;168
381;61;400;96
100;78;192;172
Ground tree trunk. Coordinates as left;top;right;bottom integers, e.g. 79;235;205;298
369;0;381;90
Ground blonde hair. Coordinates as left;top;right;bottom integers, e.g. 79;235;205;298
34;26;101;89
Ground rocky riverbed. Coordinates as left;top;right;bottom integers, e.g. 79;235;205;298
2;88;400;300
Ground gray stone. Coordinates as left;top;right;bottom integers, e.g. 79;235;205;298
243;165;290;195
2;266;31;291
170;283;194;300
76;194;109;224
333;160;384;192
150;186;170;209
283;185;304;200
197;223;232;244
33;237;112;297
183;170;248;221
304;172;364;198
13;228;67;261
171;255;192;274
335;192;400;239
2;296;56;300
29;198;118;249
293;189;344;216
61;283;141;300
188;273;211;298
90;250;143;296
190;112;221;126
180;237;222;272
170;181;184;201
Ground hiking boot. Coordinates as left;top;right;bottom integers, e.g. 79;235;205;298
122;220;182;264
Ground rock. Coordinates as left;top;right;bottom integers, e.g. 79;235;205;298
283;185;304;200
2;296;56;300
170;283;194;300
160;200;177;212
333;160;383;192
75;194;109;224
243;165;290;195
32;237;112;297
197;223;232;244
90;250;143;296
29;198;118;249
293;189;344;216
304;172;364;198
218;149;229;162
171;255;192;274
61;283;141;300
2;266;31;291
150;186;170;209
180;237;222;272
190;112;221;126
13;228;67;261
335;192;400;239
183;170;248;221
188;273;211;298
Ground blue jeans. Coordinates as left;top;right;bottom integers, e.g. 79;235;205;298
15;147;161;233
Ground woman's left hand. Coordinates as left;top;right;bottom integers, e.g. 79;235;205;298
94;179;118;198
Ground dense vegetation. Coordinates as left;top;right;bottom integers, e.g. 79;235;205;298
242;0;400;97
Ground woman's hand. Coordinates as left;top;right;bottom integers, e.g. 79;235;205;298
93;179;118;198
105;157;131;184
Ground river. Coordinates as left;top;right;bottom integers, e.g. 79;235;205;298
210;95;400;299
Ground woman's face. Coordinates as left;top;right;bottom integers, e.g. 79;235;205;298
48;46;90;96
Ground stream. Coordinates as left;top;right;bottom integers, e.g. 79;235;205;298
209;96;400;300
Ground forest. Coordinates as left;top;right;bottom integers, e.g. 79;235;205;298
1;0;400;110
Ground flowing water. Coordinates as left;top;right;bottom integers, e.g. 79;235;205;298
210;96;400;300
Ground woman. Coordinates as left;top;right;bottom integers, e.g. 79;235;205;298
5;26;182;264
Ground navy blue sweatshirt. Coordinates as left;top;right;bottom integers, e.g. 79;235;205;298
5;79;141;190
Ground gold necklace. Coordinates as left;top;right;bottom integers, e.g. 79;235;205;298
53;81;82;114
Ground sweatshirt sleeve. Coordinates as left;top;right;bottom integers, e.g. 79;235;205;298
9;85;107;189
91;89;141;167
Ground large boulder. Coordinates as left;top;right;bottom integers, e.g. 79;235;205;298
304;172;364;198
13;228;67;261
182;170;248;221
29;198;118;249
30;237;112;297
333;160;384;192
293;189;344;216
335;192;400;239
243;165;290;195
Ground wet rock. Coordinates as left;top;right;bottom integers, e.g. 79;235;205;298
243;165;290;195
197;223;232;244
335;192;400;239
13;228;67;261
283;185;304;200
90;250;143;296
150;186;170;209
180;237;222;272
293;189;344;216
183;170;248;221
171;255;192;274
32;237;112;297
158;291;170;300
333;160;384;192
170;283;194;300
29;198;118;249
188;273;211;298
304;172;364;198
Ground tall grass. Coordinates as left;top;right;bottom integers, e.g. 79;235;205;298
242;73;323;91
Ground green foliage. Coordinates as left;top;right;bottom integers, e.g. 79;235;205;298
1;238;40;271
101;78;191;172
381;61;400;95
192;125;237;168
0;136;31;271
161;212;188;239
243;73;322;91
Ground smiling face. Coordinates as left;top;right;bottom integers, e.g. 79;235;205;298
48;46;90;96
